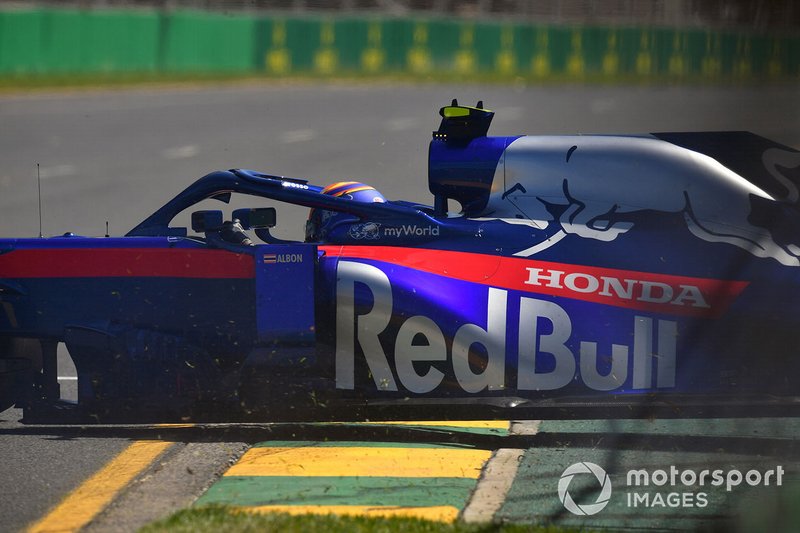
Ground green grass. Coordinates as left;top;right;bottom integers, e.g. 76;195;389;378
1;69;790;94
140;506;586;533
0;71;272;93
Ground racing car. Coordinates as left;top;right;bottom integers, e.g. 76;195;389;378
1;100;799;423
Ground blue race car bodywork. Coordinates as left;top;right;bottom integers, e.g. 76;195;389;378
1;101;799;422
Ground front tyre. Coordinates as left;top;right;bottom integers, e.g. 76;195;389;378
0;338;42;413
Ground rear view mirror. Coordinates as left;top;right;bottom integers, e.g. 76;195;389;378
191;210;223;233
233;208;277;230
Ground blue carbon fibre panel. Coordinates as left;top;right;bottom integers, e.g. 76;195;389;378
255;244;316;343
0;277;255;344
428;136;519;213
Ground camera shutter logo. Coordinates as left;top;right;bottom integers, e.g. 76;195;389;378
558;462;612;515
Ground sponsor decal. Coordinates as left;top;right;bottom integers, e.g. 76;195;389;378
263;253;304;264
523;267;708;310
335;260;677;394
383;225;440;238
494;260;744;318
495;139;800;267
326;246;749;318
346;224;441;240
281;181;309;190
348;223;382;240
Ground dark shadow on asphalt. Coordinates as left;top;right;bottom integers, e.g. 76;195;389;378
1;422;799;458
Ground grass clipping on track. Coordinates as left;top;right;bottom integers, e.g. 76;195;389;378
140;506;581;533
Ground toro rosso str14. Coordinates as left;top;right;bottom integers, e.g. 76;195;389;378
1;101;800;423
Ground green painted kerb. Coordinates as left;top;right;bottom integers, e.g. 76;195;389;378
196;475;476;508
497;419;800;531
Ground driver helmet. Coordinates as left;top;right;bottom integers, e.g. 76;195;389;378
306;181;386;242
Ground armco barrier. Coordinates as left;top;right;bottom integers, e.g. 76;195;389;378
0;8;797;81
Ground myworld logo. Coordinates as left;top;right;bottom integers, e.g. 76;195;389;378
383;224;440;238
558;462;612;516
346;223;440;240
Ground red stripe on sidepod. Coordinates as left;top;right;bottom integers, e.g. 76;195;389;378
320;245;500;282
0;248;255;279
327;246;749;318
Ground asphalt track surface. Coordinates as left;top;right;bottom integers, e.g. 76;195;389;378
1;82;800;532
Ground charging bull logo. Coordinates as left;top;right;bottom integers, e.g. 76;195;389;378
489;137;800;267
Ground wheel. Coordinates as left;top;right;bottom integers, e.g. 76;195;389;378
0;338;42;413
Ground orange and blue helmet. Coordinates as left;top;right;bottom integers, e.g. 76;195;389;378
305;181;386;242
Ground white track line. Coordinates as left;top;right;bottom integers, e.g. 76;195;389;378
461;420;540;522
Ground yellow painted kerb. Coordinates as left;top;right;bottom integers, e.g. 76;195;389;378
373;420;509;430
241;504;461;522
27;440;172;533
227;446;491;478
